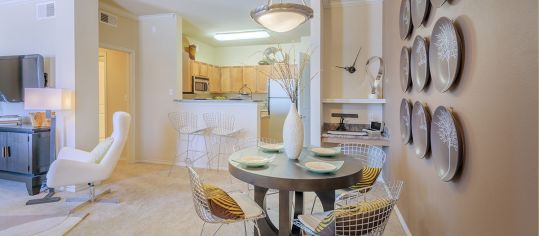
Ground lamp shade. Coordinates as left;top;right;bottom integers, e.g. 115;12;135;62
251;3;313;33
24;88;72;110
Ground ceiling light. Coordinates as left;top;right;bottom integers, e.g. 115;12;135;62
251;0;314;33
214;31;270;41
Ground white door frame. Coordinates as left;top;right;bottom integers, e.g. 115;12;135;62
99;43;137;163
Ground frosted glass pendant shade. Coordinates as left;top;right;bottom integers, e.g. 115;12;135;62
251;2;313;33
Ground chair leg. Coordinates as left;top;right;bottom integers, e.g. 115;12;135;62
212;224;223;236
310;195;318;214
200;222;206;236
243;221;247;236
254;220;261;236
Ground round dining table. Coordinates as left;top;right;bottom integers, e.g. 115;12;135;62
228;147;364;236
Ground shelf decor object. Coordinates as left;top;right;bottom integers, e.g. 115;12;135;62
399;0;412;40
400;47;412;92
366;56;385;99
430;0;447;8
400;99;412;144
411;101;430;158
250;0;314;33
429;17;462;92
411;0;430;28
431;106;462;181
411;35;430;92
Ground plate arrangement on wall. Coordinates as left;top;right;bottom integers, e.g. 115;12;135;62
431;106;462;181
429;17;462;92
399;0;413;40
411;101;430;158
430;0;447;8
411;0;430;28
411;36;430;92
400;99;412;144
400;47;412;92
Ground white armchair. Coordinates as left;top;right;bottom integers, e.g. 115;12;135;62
27;112;131;205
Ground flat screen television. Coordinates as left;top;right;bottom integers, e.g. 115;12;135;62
0;55;45;102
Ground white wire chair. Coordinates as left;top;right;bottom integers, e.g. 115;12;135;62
310;143;387;214
294;181;404;236
188;167;265;236
203;112;242;170
168;112;209;168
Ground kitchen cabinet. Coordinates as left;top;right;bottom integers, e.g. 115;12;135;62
182;53;193;93
242;66;257;92
220;67;232;92
191;61;200;77
256;65;272;93
229;66;243;92
199;63;209;77
209;65;221;93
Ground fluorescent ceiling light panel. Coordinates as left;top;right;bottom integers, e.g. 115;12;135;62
214;31;270;41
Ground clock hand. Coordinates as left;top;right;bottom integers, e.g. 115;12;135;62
352;48;362;67
335;66;347;69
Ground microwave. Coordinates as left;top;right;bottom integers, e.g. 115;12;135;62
193;76;209;94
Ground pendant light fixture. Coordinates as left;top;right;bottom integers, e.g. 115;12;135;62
251;0;314;33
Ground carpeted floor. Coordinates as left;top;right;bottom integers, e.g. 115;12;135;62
0;161;406;235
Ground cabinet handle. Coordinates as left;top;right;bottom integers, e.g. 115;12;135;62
2;147;5;158
7;146;10;157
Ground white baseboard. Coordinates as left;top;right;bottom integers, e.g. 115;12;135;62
394;205;412;236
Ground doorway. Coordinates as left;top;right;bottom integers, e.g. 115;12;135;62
98;48;131;160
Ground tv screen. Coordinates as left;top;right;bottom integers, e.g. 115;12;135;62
0;55;44;102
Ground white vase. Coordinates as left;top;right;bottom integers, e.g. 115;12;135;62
283;103;304;160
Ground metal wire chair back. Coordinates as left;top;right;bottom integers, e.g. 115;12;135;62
168;112;198;134
202;112;236;135
338;143;386;169
187;167;232;224
233;137;280;152
334;181;404;236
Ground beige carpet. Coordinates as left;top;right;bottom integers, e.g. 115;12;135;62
0;161;406;236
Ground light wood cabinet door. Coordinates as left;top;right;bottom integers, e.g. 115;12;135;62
242;66;257;92
256;65;271;93
209;66;221;93
191;61;200;77
182;54;193;93
199;63;209;77
230;66;243;92
220;67;232;92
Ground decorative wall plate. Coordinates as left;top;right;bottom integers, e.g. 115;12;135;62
400;47;412;92
429;17;462;92
430;0;447;8
411;0;430;27
399;0;412;40
430;106;462;181
411;36;430;92
400;99;412;144
411;101;430;158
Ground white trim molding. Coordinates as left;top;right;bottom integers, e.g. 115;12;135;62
323;0;383;8
394;205;413;236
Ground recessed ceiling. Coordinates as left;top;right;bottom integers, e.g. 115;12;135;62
101;0;310;47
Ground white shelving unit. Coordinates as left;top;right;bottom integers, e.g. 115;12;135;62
321;98;386;104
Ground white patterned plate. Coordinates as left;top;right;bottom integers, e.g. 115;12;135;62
411;36;430;92
399;0;413;40
411;0;430;27
429;17;462;92
430;106;462;181
411;101;430;158
400;98;412;144
400;47;412;92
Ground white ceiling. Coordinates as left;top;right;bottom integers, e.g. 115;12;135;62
101;0;311;47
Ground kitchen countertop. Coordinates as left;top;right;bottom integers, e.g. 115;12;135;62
174;99;265;103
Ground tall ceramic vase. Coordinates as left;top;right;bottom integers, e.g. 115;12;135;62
283;103;304;160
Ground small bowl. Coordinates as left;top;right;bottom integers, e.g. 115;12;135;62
235;156;272;167
258;143;284;153
311;147;341;157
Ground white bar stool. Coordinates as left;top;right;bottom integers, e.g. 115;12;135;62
203;112;242;170
168;112;209;167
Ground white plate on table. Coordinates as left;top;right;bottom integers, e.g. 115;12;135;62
310;147;341;157
233;155;273;168
258;143;284;153
303;161;338;174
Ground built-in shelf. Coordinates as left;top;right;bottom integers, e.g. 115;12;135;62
322;98;386;104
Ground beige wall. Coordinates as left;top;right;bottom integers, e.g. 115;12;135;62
185;36;218;65
382;1;538;235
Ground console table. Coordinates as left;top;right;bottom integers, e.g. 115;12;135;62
0;125;51;195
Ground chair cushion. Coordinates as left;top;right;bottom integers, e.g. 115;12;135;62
90;137;114;163
306;198;392;235
202;184;245;219
228;192;263;219
350;167;382;191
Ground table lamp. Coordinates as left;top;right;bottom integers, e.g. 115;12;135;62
24;88;73;161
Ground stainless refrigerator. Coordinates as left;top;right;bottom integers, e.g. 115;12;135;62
267;53;310;145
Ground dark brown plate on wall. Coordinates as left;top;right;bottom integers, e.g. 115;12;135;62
429;17;462;92
411;101;430;158
411;35;430;92
399;0;412;40
430;106;462;181
411;0;430;28
400;47;411;92
400;98;412;144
